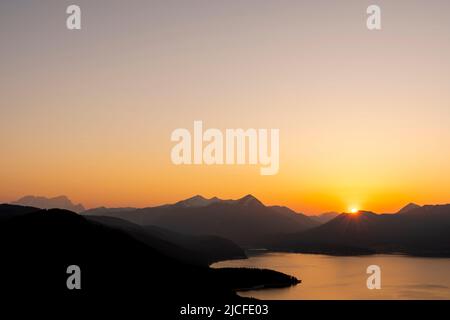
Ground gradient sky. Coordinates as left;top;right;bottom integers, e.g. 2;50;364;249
1;0;450;214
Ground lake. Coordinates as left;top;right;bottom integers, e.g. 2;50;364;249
212;252;450;300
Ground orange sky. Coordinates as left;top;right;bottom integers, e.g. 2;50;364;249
1;1;450;214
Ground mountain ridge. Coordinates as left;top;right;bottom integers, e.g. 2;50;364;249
270;205;450;256
83;194;319;245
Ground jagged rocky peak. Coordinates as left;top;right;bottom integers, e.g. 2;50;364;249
175;195;221;208
11;195;85;213
236;194;265;207
397;203;421;214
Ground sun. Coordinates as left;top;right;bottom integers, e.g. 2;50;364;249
350;207;359;214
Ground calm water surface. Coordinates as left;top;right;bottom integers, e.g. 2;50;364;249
212;252;450;299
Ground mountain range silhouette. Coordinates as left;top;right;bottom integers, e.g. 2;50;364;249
2;193;450;308
81;195;450;256
83;194;319;245
271;205;450;256
6;195;450;257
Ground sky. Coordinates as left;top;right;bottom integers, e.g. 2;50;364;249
1;0;450;214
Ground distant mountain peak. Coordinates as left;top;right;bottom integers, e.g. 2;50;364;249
174;194;266;208
175;195;221;208
236;194;264;207
12;195;85;213
397;203;421;214
191;195;207;201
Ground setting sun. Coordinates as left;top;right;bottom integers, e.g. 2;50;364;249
350;208;359;214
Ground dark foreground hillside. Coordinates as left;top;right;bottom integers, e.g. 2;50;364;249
86;215;247;265
0;204;299;308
